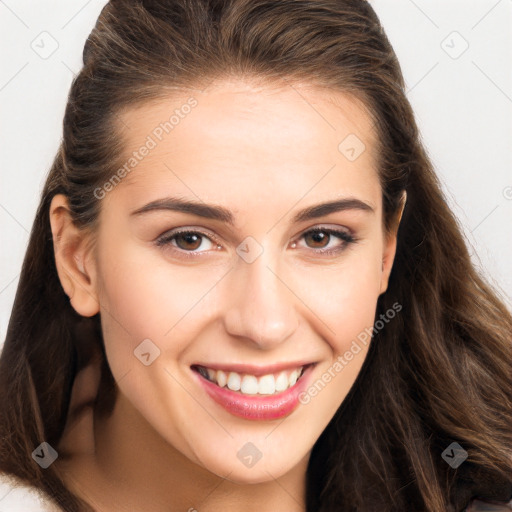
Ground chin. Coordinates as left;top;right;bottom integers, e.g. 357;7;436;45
197;448;304;485
214;465;288;485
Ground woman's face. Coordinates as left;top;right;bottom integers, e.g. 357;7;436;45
80;79;399;483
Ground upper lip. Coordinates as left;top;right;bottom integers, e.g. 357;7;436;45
191;361;315;377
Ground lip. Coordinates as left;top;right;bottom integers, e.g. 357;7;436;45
190;360;314;377
191;363;316;421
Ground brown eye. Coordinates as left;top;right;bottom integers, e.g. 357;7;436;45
156;229;217;253
304;230;331;249
292;227;356;255
174;232;203;250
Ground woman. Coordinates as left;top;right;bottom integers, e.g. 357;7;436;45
1;0;511;510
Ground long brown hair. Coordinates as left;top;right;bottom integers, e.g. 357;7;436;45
1;1;511;510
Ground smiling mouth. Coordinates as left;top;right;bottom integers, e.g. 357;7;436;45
191;364;311;396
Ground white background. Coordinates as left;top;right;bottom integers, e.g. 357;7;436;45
0;1;511;505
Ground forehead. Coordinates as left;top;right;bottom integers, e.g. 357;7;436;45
118;78;377;153
109;78;381;216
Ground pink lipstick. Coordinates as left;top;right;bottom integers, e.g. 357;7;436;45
191;363;315;420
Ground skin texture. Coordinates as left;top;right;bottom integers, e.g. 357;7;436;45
49;79;404;512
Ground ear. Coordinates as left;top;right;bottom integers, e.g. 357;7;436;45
49;194;100;317
379;190;407;295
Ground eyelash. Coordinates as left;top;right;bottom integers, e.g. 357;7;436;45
155;226;357;259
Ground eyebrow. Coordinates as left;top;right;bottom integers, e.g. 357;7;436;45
130;196;375;224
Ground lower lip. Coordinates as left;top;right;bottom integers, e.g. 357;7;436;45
192;364;315;421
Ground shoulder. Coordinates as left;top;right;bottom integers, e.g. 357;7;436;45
451;461;512;512
0;473;60;512
463;497;512;511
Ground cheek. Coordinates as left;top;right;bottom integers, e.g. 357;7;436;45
293;252;383;426
93;235;229;376
302;248;383;349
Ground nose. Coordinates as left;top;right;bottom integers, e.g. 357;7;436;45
222;248;300;350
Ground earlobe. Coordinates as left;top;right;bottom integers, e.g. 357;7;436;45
49;194;100;317
379;190;407;295
379;238;397;295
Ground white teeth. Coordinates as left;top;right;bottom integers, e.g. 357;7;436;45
199;365;306;395
227;372;241;391
275;371;288;392
216;370;227;388
258;374;276;395
240;375;259;395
